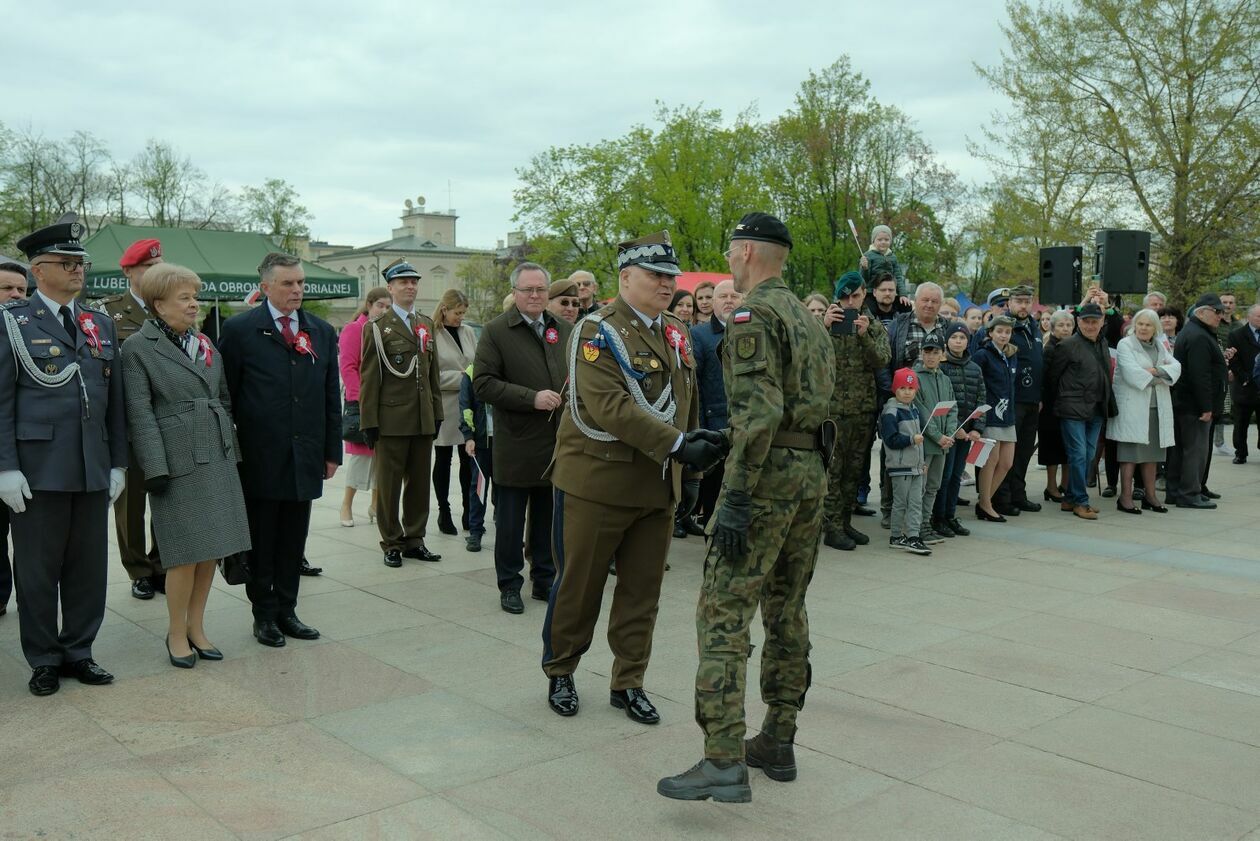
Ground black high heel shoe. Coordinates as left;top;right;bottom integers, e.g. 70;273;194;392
1115;500;1142;515
976;507;1007;523
1140;497;1168;513
189;638;224;661
1043;489;1064;503
167;636;196;669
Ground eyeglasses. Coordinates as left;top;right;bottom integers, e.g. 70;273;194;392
34;259;91;273
556;297;579;307
514;286;547;297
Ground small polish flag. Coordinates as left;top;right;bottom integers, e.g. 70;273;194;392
473;457;489;504
732;309;752;324
244;286;263;306
930;400;957;418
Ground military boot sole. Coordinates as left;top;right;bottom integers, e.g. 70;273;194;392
746;752;797;782
656;780;752;803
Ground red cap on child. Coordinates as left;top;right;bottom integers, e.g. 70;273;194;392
893;368;918;391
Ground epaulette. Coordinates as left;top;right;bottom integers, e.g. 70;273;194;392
87;298;110;314
1;298;30;311
368;311;389;323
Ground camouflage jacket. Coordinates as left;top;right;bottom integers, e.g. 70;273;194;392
829;315;890;416
722;277;835;500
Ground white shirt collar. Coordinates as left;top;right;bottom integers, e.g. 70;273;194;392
36;289;74;316
129;290;147;312
267;300;296;324
626;303;660;331
392;303;415;323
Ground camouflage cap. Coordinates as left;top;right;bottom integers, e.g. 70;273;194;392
1009;284;1035;299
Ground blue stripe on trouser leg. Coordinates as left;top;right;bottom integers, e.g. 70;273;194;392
540;488;566;668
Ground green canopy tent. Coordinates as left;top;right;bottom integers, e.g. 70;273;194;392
81;224;357;301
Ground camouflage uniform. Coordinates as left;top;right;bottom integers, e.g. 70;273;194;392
821;316;890;538
694;277;835;760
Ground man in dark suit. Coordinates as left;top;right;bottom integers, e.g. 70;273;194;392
1;215;128;696
218;252;341;647
0;261;28;618
1228;304;1260;463
473;262;571;614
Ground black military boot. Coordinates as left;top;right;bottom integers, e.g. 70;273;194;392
657;759;752;802
842;519;869;546
744;732;797;782
823;530;856;551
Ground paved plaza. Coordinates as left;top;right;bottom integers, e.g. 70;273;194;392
2;456;1260;840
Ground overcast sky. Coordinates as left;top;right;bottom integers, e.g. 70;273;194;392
6;0;1011;250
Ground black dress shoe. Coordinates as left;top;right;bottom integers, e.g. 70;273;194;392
383;549;403;568
548;674;579;716
1015;499;1042;512
976;507;1007;523
610;687;660;724
277;616;320;640
673;524;687;539
189;639;224;661
402;545;442;562
946;518;971;536
1233;456;1247;465
1176;497;1217;509
1115;500;1142;515
167;637;196;669
1140;497;1168;513
131;577;155;600
1044;489;1065;503
681;516;706;537
852;505;876;517
956;496;971;506
29;665;60;696
437;509;458;535
299;558;322;576
994;504;1020;517
657;759;751;803
253;620;286;647
531;583;551;602
62;658;114;685
501;589;524;614
1201;487;1222;500
1101;486;1117;498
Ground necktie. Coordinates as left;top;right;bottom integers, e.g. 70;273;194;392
280;315;297;347
61;305;76;340
534;320;544;339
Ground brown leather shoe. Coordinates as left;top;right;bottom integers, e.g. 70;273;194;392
1060;501;1074;512
1073;504;1098;520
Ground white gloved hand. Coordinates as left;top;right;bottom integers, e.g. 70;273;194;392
108;468;126;505
0;470;32;514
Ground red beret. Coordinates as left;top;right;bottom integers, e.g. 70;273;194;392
120;238;162;268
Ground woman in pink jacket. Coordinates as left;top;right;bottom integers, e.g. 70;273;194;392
338;287;392;526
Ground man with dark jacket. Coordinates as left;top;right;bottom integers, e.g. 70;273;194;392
689;279;741;528
1227;304;1260;464
990;285;1043;515
473;262;572;614
1168;294;1229;508
219;253;341;647
1045;303;1116;520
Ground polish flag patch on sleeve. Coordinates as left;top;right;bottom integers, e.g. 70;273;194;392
732;309;752;324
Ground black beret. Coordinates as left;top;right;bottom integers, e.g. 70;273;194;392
730;212;792;249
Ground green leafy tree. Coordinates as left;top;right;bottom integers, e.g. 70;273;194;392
241;177;313;252
456;253;512;325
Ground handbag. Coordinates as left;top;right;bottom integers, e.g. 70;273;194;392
342;398;367;445
218;551;252;586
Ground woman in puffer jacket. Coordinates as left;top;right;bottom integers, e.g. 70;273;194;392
973;316;1018;522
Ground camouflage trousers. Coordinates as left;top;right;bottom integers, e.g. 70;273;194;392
694;493;823;760
821;412;876;533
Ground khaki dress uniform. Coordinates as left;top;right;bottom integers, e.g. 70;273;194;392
543;296;700;690
93;291;162;580
359;307;443;554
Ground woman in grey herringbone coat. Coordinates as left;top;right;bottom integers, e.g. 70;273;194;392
122;264;250;668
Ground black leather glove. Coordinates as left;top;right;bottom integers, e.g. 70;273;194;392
713;490;752;560
674;436;723;472
687;428;729;456
362;427;379;448
144;475;169;493
680;479;700;517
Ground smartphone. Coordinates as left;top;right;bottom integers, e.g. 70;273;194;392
830;308;859;336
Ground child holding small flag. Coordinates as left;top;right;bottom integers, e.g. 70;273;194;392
880;369;930;555
936;323;987;537
911;335;958;545
458;363;494;552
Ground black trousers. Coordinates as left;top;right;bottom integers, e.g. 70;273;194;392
10;490;109;667
0;504;12;609
244;497;310;622
995;401;1039;506
432;444;472;515
1233;402;1260;460
696;460;725;526
1167;414;1212;500
494;485;555;594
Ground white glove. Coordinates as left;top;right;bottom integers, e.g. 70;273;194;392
108;468;126;505
0;470;32;514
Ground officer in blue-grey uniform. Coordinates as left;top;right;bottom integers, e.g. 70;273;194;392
0;213;128;697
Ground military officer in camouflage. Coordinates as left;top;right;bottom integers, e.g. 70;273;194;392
93;238;166;599
821;271;890;551
541;230;720;724
658;212;836;803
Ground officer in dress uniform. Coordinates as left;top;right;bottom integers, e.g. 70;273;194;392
541;231;723;723
92;238;165;599
659;212;836;803
0;214;128;696
359;259;444;568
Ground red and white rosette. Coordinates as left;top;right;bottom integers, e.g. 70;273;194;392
294;330;317;363
415;323;431;352
197;333;214;367
77;311;102;352
544;326;559;345
663;323;687;365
